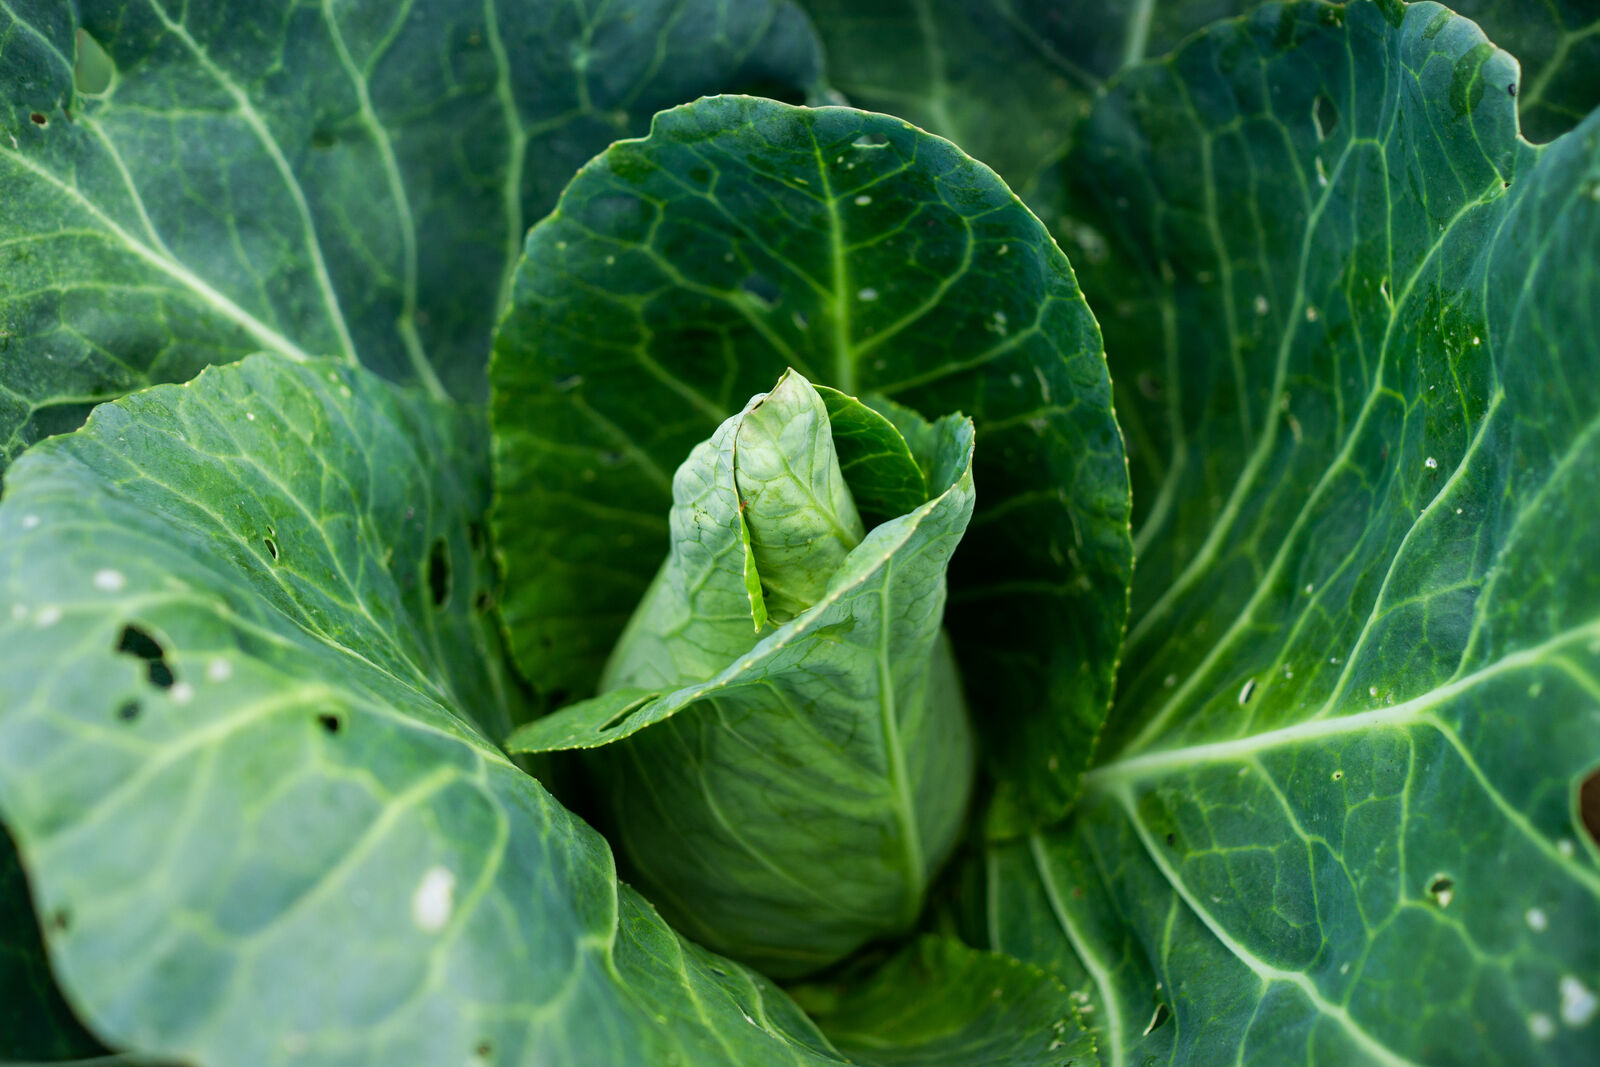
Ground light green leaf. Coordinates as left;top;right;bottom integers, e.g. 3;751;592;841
491;94;1132;829
0;355;844;1065
508;373;977;978
736;370;866;621
0;0;823;472
986;2;1600;1063
789;935;1097;1066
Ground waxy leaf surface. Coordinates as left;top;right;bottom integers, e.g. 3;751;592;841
0;0;823;470
0;355;843;1065
985;3;1600;1064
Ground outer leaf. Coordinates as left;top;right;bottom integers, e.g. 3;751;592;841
987;2;1600;1064
1445;0;1600;142
0;0;823;471
509;379;976;978
796;0;1249;194
789;935;1097;1066
800;0;1600;211
491;95;1131;829
0;355;842;1065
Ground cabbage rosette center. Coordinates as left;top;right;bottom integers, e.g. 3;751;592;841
507;370;976;978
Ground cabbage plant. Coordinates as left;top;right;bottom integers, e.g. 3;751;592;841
0;1;1597;1065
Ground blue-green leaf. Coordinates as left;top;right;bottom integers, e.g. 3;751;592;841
986;2;1600;1063
0;0;823;471
0;355;843;1065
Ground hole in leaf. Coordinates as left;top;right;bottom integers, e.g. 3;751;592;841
74;29;114;95
310;128;337;149
1580;769;1600;848
467;522;485;554
709;967;728;978
116;699;140;722
316;712;342;735
116;624;174;689
1507;82;1517;98
852;132;890;149
546;689;570;709
49;908;70;933
1164;832;1177;848
473;589;493;613
1311;93;1338;140
427;538;451;608
1142;1002;1171;1036
264;536;279;561
29;112;47;126
1427;875;1455;908
740;274;780;308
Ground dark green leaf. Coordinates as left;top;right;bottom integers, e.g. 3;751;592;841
1445;0;1600;142
789;935;1096;1066
0;823;107;1062
815;385;928;521
0;0;823;472
0;355;842;1065
491;95;1131;830
989;2;1600;1062
797;0;1251;194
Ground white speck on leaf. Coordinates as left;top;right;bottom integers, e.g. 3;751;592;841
21;514;40;530
854;194;871;206
246;412;256;421
411;866;456;933
1339;962;1350;975
1237;679;1255;705
1163;674;1177;688
1560;976;1597;1027
1254;294;1269;316
1305;305;1319;322
36;605;61;627
1529;1013;1556;1040
10;603;26;620
93;569;125;592
1525;908;1548;932
857;287;878;302
1425;456;1438;469
170;682;195;704
1559;838;1576;858
207;658;233;683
